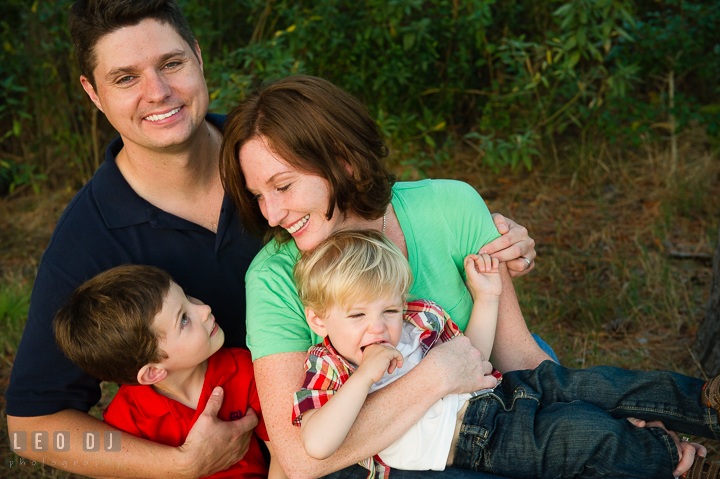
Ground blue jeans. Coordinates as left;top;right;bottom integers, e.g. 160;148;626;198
454;360;718;479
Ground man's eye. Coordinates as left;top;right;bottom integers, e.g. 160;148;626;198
117;75;134;84
181;313;189;328
164;61;181;69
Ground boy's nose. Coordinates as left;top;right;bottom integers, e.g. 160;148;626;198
200;304;212;322
366;317;386;334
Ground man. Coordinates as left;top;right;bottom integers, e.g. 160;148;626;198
5;1;632;478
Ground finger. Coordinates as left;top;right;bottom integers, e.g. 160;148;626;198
479;254;491;271
492;213;509;234
479;235;512;256
505;257;535;277
626;417;647;428
234;406;259;430
693;442;707;458
202;387;224;417
387;358;397;374
673;440;697;477
491;256;499;271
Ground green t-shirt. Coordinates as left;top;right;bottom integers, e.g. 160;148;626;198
245;179;501;361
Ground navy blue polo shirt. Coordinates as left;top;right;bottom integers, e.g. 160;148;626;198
6;114;262;417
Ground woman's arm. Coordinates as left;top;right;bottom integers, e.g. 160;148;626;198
255;340;496;479
489;263;552;373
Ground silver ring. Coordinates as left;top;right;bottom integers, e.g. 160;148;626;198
681;437;690;442
522;256;531;267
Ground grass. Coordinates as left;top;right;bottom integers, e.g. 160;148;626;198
0;131;718;477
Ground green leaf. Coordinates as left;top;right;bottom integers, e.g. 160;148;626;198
12;120;21;137
403;33;416;51
424;135;436;148
569;52;581;68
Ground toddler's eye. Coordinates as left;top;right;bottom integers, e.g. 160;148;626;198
181;313;189;329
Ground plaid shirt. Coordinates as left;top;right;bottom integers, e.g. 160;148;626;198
292;299;502;479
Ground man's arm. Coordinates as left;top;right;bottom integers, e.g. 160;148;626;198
7;387;257;479
255;338;496;479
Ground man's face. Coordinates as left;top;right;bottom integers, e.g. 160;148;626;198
81;19;208;153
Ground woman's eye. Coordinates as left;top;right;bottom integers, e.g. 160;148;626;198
277;183;291;192
180;313;189;329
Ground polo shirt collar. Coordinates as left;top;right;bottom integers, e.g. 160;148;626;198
92;114;228;231
322;336;358;372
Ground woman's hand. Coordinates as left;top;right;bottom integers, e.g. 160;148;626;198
627;417;707;477
484;213;536;277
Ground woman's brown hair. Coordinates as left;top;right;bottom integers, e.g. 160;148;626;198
220;75;394;244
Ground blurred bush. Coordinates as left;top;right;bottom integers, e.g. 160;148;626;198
1;0;718;191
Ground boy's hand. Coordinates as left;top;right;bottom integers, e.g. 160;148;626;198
464;253;502;298
356;343;404;385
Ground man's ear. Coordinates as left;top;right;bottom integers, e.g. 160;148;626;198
80;75;104;113
137;364;167;385
305;308;328;338
193;40;204;73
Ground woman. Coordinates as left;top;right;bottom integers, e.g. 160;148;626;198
220;75;700;479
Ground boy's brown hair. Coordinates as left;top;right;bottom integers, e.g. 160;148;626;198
220;75;394;244
68;0;197;88
54;264;172;385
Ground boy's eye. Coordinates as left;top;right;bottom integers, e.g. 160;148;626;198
385;309;400;314
180;313;189;329
348;313;364;319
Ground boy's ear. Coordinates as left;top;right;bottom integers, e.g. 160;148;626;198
305;308;328;338
137;364;168;385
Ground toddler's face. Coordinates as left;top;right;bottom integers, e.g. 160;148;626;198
152;282;225;372
320;294;405;366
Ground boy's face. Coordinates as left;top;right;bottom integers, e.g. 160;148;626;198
311;294;405;366
152;282;224;372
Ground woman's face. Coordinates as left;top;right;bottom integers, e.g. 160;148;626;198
240;136;347;251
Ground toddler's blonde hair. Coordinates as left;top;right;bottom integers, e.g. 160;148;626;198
294;229;412;317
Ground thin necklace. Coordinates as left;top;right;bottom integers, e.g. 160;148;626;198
382;213;386;233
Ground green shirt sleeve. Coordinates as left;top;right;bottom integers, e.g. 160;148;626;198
245;241;322;361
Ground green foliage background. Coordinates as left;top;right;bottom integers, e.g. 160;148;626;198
1;0;719;190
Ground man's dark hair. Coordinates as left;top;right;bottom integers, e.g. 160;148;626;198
68;0;197;87
54;264;173;385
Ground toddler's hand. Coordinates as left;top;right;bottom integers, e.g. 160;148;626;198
357;343;404;385
464;254;502;298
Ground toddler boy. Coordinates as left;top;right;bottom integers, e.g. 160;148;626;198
54;264;285;479
291;229;720;479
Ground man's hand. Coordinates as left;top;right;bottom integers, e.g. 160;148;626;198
626;417;707;477
179;387;258;477
357;343;405;384
484;213;536;277
426;336;497;396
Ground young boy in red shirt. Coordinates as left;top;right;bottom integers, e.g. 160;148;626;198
54;264;285;479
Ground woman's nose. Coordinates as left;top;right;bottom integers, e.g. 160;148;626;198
263;195;287;227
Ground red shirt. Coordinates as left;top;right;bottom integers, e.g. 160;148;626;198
104;348;268;478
